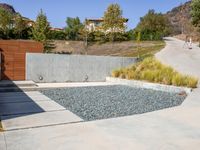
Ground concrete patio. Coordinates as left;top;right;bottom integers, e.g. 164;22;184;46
1;88;200;150
0;91;83;131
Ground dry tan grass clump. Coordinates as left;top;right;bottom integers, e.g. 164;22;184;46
112;57;198;88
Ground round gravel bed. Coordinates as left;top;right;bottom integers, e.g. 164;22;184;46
40;85;186;121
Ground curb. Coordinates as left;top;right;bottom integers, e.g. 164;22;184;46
106;77;192;95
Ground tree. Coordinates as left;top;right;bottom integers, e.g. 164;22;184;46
32;9;52;52
65;17;83;40
49;30;66;40
135;10;171;40
0;7;13;39
191;0;200;46
103;3;126;42
14;14;27;39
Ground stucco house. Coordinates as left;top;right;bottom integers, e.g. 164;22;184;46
85;18;128;33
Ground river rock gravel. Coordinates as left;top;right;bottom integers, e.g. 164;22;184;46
40;85;186;121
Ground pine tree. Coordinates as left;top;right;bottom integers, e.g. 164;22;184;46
32;9;53;52
65;17;83;40
0;8;13;39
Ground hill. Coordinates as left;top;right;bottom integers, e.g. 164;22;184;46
166;1;199;41
0;3;16;14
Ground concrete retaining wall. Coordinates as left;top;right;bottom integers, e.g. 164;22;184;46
26;53;137;83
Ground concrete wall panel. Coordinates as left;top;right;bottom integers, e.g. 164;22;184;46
26;53;137;83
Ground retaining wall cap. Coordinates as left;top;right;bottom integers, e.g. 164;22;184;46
106;77;192;95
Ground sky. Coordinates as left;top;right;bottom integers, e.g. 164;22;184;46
0;0;190;29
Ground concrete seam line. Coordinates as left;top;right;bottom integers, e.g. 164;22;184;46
4;120;84;132
3;132;7;150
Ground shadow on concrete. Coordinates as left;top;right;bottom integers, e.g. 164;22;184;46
0;80;45;120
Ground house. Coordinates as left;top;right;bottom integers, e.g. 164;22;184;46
85;18;128;33
50;28;64;31
24;19;35;27
12;16;35;27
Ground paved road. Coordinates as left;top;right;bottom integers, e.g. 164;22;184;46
156;37;200;80
1;38;200;150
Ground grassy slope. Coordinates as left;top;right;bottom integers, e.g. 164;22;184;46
53;40;165;57
123;41;165;58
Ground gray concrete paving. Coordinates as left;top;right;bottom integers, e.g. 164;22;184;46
0;133;6;150
2;110;83;130
0;91;82;131
0;94;51;103
3;89;200;150
156;37;200;79
0;91;42;97
0;101;65;116
181;88;200;107
0;91;66;116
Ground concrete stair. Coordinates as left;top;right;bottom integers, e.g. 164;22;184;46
0;80;37;92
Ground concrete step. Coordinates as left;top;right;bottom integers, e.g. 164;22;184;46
0;80;37;92
0;100;66;116
0;86;39;93
0;80;37;88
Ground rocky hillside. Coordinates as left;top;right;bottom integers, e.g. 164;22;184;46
166;1;199;40
0;3;16;14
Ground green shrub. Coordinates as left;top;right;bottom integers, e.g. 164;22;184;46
111;57;198;88
49;30;66;40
